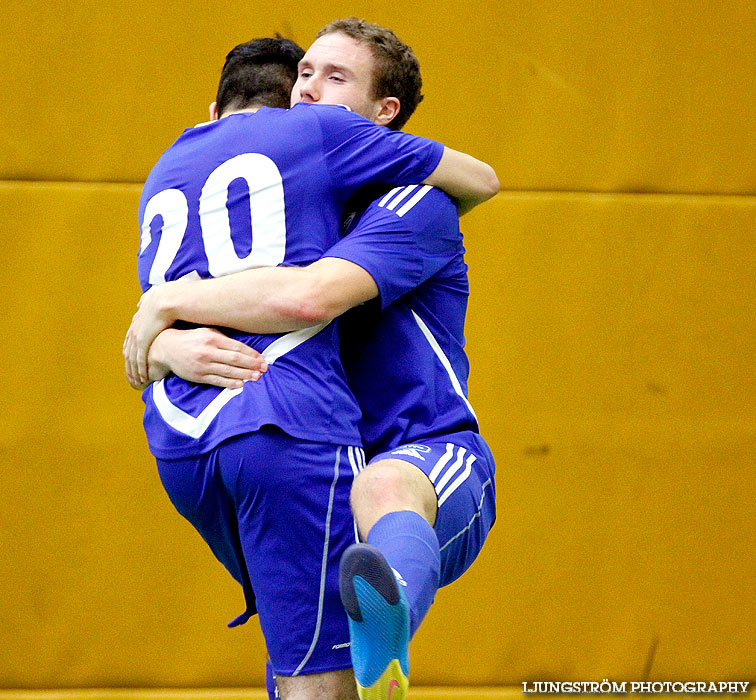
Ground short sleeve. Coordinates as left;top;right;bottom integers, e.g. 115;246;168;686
306;104;445;195
324;186;461;308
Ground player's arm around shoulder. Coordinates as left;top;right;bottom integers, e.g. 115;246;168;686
424;147;499;216
306;103;498;213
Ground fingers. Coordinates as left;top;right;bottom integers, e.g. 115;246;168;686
125;325;271;389
124;343;146;389
123;324;143;386
123;330;137;385
137;343;149;385
200;374;251;390
203;361;262;382
211;348;268;373
200;330;268;373
124;353;136;386
123;309;146;383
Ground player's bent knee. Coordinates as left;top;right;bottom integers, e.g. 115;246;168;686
351;459;437;532
352;460;422;508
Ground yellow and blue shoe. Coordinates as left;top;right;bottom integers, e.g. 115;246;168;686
340;543;410;700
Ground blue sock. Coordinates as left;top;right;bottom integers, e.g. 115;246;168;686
366;510;441;637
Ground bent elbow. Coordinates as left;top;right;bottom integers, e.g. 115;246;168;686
280;292;335;327
273;272;346;328
483;166;500;200
295;299;333;326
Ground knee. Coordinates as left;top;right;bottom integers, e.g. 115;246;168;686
352;461;407;505
351;460;437;533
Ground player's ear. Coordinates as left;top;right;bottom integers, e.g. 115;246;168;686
209;102;220;121
374;97;401;128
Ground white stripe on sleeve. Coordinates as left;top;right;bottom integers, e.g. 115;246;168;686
396;185;433;217
385;185;418;211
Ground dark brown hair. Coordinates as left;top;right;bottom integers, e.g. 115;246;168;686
216;36;304;116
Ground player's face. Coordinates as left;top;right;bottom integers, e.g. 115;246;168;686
291;33;384;123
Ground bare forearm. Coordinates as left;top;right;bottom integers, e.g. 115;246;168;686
145;257;376;338
160;267;324;334
423;146;499;215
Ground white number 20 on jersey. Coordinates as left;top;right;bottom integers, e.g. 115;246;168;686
140;153;287;286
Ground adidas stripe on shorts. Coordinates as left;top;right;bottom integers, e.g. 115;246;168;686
368;430;496;586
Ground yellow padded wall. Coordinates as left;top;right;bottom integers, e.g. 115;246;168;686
455;194;756;681
0;183;264;686
2;186;754;685
2;0;755;689
2;2;755;192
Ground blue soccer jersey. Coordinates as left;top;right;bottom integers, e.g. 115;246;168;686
325;186;478;457
137;104;444;459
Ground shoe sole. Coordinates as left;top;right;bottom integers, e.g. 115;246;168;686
339;544;409;700
340;543;400;621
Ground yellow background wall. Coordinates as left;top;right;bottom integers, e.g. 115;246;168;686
1;0;754;689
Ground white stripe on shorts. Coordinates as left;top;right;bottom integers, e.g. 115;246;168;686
438;453;477;507
434;447;467;494
428;443;455;483
439;477;493;552
348;446;359;477
347;445;366;474
426;444;477;508
292;446;342;675
378;186;402;207
347;446;364;543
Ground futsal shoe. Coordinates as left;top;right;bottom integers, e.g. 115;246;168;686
339;543;410;700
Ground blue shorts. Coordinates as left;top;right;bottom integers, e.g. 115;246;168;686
156;426;362;676
371;430;496;587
